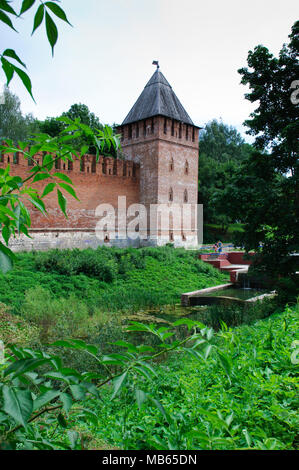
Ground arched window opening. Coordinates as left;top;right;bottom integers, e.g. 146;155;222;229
179;123;182;139
151;118;154;134
143;120;147;136
136;123;139;138
123;162;127;177
171;119;175;136
68;160;73;171
169;187;173;202
185;160;189;174
164;117;167;134
128;124;132;139
185;125;189;140
192;127;195;142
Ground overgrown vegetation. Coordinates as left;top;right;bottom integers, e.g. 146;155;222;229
0;246;228;315
2;302;295;450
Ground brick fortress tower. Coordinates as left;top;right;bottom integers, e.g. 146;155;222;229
118;63;200;247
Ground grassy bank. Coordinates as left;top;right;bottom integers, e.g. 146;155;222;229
0;246;228;316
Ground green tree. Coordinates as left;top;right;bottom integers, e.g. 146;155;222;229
0;87;39;142
39;103;119;157
198;120;253;225
221;21;299;281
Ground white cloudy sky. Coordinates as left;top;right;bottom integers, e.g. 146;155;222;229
1;0;298;140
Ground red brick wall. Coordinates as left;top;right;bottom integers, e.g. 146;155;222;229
0;153;140;229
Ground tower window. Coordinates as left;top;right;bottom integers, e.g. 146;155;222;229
186;125;189;140
184;189;188;203
151;118;154;134
171;119;175;136
136;123;139;138
192;127;195;142
128;124;132;139
185;160;189;174
68;159;73;171
179;123;182;139
164;117;167;134
113;159;117;175
13;152;19;164
169;187;173;202
143;120;147;136
102;159;107;174
123;162;127;176
169;157;174;172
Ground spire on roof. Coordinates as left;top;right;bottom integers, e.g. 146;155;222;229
122;67;194;126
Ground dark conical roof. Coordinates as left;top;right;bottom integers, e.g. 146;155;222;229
122;69;194;126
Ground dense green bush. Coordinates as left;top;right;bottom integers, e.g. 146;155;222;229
63;303;298;450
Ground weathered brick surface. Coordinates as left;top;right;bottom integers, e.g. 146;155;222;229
0;153;140;230
118;116;199;245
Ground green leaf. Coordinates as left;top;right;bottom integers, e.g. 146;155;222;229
28;196;46;214
41;182;56;198
0;242;15;274
57;189;67;217
33;172;51;183
4;358;49;379
3;386;33;428
0;0;17;15
33;389;60;411
42;153;53;170
13;65;35;101
20;0;36;15
2;49;26;68
218;351;233;380
1;57;14;85
45;2;72;25
57;412;68;428
58;182;79;200
0;10;17;31
31;3;44;34
69;385;86;401
111;371;128;399
53;172;73;184
45;11;58;55
60;392;72;414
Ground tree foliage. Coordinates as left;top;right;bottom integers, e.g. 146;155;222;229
198;119;253;224
218;21;299;280
0;87;38;142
